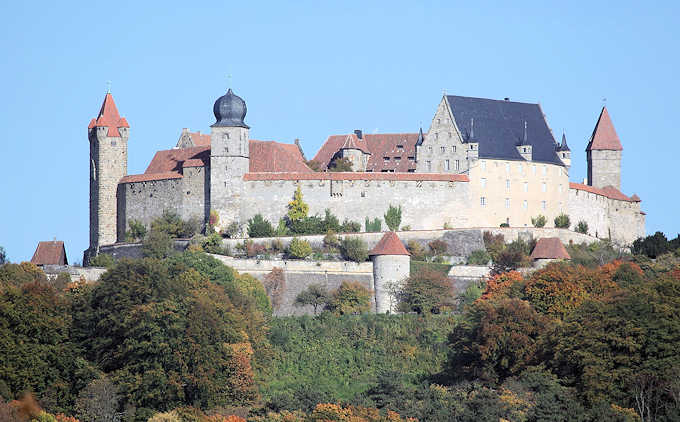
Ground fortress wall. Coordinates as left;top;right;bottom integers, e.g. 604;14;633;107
181;166;210;224
119;178;183;233
241;178;471;230
468;159;570;228
568;188;644;245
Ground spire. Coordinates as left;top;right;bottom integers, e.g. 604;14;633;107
88;93;129;137
470;117;475;140
559;132;570;151
586;106;622;151
522;120;529;145
416;127;424;146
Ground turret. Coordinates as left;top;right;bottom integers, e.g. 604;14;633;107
369;232;411;313
516;121;533;161
587;106;622;189
86;92;129;260
210;88;250;230
557;132;571;169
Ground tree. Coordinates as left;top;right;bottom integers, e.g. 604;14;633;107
384;205;402;231
364;217;382;233
398;269;453;314
125;219;146;242
575;220;589;234
294;284;329;315
531;215;547;228
467;250;491;265
287;238;312;259
554;213;571;229
325;281;372;315
142;228;174;259
428;239;448;256
262;267;286;310
0;247;6;265
247;214;274;238
287;186;309;223
74;377;121;422
340;237;368;262
328;157;353;172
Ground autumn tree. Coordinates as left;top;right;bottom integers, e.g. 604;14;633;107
263;267;286;310
294;283;329;315
398;269;453;314
325;281;372;315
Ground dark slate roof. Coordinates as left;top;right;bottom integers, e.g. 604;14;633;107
446;96;562;166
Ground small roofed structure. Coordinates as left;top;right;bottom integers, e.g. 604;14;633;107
370;232;410;313
530;237;569;268
31;240;68;266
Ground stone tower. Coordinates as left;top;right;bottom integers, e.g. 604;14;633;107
587;107;622;189
86;93;129;258
210;89;250;230
369;232;411;313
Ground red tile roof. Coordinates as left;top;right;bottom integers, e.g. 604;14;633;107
369;232;410;256
88;93;129;137
569;182;636;202
145;146;211;174
530;237;570;260
630;194;641;202
586;107;623;151
243;172;469;182
30;241;68;266
249;140;313;173
189;131;211;146
120;172;184;183
312;133;419;172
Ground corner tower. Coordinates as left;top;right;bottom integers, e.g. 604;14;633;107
86;92;129;257
369;232;411;313
587;107;622;189
210;89;250;230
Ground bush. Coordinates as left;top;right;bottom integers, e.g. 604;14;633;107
321;209;342;233
201;233;229;255
407;241;426;261
467;249;491;265
142;228;174;259
384;205;402;231
150;210;201;238
340;219;361;233
631;231;679;258
294;283;329;315
428;239;448;256
125;219;147;242
287;238;312;259
287;186;309;223
247;214;274;238
323;231;340;251
221;222;241;239
575;220;589;234
88;253;115;268
365;217;382;233
500;223;510;228
340;237;368;262
554;213;571;229
398;269;453;314
401;225;411;231
274;218;289;237
325;281;372;315
328;157;353;172
531;215;546;228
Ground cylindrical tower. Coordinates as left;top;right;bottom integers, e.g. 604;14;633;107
369;232;411;313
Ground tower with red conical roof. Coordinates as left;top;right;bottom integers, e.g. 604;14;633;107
369;232;411;313
86;92;130;259
586;106;623;190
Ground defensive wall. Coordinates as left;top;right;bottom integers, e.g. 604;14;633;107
41;265;108;283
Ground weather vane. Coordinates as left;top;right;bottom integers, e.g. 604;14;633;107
106;80;111;94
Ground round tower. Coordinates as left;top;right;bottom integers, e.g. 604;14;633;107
369;232;411;313
210;88;250;231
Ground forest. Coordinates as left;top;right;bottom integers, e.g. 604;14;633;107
1;231;679;421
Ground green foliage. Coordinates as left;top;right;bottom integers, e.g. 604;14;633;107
554;213;571;229
287;238;312;259
631;231;680;258
398;269;453;314
233;273;272;317
321;209;341;233
293;284;329;315
88;253;116;268
247;214;275;238
575;220;589;234
499;222;510;228
409;260;452;277
125;219;147;242
326;281;372;315
406;241;426;261
531;214;547;228
74;377;121;422
566;241;625;267
364;217;382;233
305;160;323;172
198;232;230;255
340;219;361;233
287;186;309;223
467;249;491;265
0;262;48;287
322;231;340;251
142;228;174;259
150;210;200;239
0;246;7;265
221;222;241;239
383;205;402;231
328;157;353;172
339;237;368;263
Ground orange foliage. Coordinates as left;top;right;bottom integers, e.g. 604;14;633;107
206;415;246;422
306;403;416;422
55;414;81;422
480;271;523;301
9;393;41;420
225;342;258;404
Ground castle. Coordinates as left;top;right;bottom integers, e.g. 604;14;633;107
85;88;645;260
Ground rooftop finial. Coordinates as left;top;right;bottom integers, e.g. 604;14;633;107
106;80;111;94
470;117;474;139
523;120;528;144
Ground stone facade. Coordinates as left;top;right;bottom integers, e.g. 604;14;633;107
587;149;622;190
372;254;409;313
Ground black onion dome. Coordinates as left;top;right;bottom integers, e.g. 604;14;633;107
212;88;249;128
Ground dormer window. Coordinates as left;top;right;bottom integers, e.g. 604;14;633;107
397;144;404;151
408;156;415;161
394;157;401;162
383;156;390;161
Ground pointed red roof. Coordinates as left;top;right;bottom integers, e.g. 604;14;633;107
630;194;641;202
586;107;622;151
89;93;129;137
530;238;570;260
369;232;410;256
30;241;68;266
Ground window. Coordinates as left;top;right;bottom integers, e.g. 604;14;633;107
506;179;510;190
408;156;415;161
407;168;416;172
481;178;487;188
426;161;432;171
522;200;528;209
453;145;457;153
435;133;439;140
505;163;510;173
441;146;446;153
444;159;450;170
524;182;529;192
541;200;547;210
470;144;474;150
455;160;460;170
542;166;547;175
397;144;404;150
448;132;451;138
505;198;510;208
437;118;441;124
532;164;536;174
480;197;487;206
542;182;547;192
481;160;486;170
518;164;523;173
558;184;563;193
394;157;401;162
383;156;390;161
428;146;433;153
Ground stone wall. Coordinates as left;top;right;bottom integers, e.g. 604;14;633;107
416;97;472;173
587;149;621;190
42;265;109;283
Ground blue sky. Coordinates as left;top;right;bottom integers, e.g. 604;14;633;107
0;1;678;263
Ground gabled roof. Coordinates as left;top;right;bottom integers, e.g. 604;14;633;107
249;140;314;173
446;96;563;165
190;131;211;146
144;146;211;174
586;107;622;151
569;182;637;202
369;232;410;256
313;133;419;172
31;241;68;266
88;93;129;137
530;237;570;260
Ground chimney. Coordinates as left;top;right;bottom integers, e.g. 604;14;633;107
354;129;363;139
